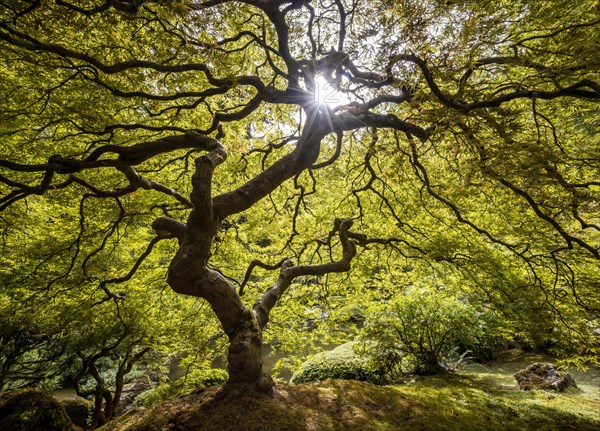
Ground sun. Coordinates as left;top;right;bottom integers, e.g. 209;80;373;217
313;76;351;107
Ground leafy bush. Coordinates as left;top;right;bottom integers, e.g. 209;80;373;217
290;342;387;385
134;368;228;407
336;303;366;325
360;293;480;375
356;340;407;383
466;312;512;361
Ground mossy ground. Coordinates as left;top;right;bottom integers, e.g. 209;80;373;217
101;352;600;431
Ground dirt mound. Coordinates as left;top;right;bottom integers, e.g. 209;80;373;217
98;377;600;431
99;380;408;431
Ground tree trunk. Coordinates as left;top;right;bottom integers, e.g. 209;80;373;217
92;386;107;427
226;309;264;385
162;128;332;392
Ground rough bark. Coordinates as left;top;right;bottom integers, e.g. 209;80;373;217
226;309;264;385
254;218;357;329
162;136;267;385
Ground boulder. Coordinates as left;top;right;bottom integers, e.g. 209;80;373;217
58;396;93;430
0;389;78;431
514;362;577;392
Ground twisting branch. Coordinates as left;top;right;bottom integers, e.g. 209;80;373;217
239;258;288;296
457;119;600;260
311;132;343;169
253;218;357;329
0;170;54;210
333;110;430;142
457;56;580;90
188;143;228;226
152;217;187;244
94;236;166;306
163;137;252;342
388;53;600;112
486;172;600;260
0;132;222;211
405;135;527;255
0;22;265;91
333;0;347;52
85;131;222;165
213;111;332;217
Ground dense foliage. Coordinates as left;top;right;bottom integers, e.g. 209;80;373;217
0;0;599;421
360;289;510;377
290;342;385;385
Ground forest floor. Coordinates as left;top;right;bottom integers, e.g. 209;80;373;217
101;351;600;431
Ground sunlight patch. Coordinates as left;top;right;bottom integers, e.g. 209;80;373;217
313;76;351;107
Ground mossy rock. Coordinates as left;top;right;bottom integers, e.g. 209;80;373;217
0;389;78;431
59;396;93;430
514;362;577;391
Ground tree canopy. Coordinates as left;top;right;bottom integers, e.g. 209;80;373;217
1;0;599;396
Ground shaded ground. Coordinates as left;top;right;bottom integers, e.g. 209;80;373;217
101;365;600;431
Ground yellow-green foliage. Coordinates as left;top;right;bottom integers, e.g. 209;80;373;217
361;291;481;375
290;342;387;385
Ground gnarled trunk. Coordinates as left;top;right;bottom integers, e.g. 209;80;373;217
225;309;264;385
158;123;350;391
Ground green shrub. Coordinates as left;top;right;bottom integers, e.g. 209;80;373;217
360;293;480;375
356;340;407;383
134;368;228;407
290;342;387;385
466;312;512;361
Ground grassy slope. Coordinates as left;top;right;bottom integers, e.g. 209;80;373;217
102;353;600;431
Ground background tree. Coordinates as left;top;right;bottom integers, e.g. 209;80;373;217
361;288;481;375
1;0;599;393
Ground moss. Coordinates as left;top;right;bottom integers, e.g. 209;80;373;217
99;351;600;431
100;373;600;431
59;396;93;430
134;368;228;408
0;389;77;431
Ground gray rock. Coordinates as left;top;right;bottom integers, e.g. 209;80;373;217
118;375;153;413
514;362;577;392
